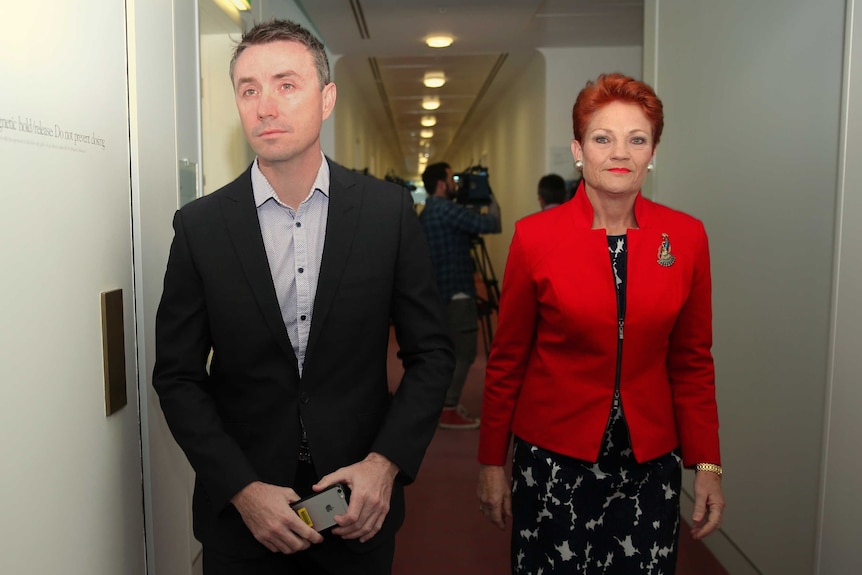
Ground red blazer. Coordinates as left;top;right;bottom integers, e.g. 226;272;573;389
478;186;720;468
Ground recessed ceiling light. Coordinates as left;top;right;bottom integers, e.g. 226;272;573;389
423;71;446;88
422;96;440;111
425;35;454;48
420;128;434;139
420;115;437;127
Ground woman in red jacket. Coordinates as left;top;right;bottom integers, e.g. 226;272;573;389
477;73;725;574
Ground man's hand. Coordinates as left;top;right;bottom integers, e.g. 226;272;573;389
230;481;323;553
690;470;725;540
477;464;511;530
314;452;399;543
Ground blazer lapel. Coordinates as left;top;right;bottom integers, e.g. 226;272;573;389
221;167;299;368
306;161;361;359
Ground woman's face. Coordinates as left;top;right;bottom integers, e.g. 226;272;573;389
571;101;655;199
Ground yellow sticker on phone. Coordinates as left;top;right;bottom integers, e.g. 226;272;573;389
296;507;313;527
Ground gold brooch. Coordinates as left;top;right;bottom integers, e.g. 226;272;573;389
657;233;676;267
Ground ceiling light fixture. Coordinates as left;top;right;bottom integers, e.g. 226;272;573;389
423;71;446;88
422;96;440;111
425;35;454;48
420;115;437;127
420;128;434;139
229;0;251;11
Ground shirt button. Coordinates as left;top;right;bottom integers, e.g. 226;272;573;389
300;315;307;321
298;267;304;273
300;392;309;404
296;222;302;227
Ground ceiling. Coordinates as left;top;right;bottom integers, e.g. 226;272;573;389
298;0;643;177
202;0;644;177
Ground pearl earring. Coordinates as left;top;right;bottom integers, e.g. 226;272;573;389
575;160;584;171
647;162;654;172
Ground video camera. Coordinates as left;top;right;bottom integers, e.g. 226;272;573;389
453;165;493;206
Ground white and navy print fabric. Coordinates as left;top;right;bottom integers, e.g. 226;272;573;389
511;413;681;574
508;234;683;574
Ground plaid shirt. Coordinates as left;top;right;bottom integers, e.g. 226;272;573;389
419;196;499;301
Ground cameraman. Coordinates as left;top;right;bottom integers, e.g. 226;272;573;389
419;162;501;429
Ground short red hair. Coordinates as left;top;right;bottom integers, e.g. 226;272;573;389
572;73;664;147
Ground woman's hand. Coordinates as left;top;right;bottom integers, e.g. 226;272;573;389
477;464;511;530
690;470;725;540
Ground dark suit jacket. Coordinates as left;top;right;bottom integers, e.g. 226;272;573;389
153;159;454;556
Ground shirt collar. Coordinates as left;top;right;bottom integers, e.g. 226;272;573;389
569;180;649;229
251;151;331;208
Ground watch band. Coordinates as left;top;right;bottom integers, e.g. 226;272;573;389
695;463;723;477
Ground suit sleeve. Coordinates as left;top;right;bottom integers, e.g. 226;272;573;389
667;222;721;467
152;210;259;510
370;190;455;482
478;225;538;465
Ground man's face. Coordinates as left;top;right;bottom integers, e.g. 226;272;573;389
232;40;336;168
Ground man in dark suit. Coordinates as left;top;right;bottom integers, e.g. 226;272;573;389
152;19;454;575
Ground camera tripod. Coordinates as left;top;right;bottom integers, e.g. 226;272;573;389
470;236;500;357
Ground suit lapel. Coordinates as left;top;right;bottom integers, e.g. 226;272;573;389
220;167;298;368
306;161;361;359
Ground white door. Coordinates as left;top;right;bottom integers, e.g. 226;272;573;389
0;1;145;572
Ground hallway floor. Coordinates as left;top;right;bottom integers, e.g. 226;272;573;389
386;326;729;575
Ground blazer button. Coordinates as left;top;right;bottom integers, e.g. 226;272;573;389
300;392;310;404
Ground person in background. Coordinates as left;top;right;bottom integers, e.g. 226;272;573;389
153;19;453;575
419;162;501;430
476;73;724;574
536;173;567;210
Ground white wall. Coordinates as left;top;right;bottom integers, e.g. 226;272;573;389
332;58;404;178
0;1;145;573
445;51;547;279
645;1;846;573
818;1;862;572
128;0;202;572
201;31;250;195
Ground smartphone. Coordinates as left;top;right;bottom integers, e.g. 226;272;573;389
290;483;349;532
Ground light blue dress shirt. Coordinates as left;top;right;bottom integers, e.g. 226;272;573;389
252;154;330;376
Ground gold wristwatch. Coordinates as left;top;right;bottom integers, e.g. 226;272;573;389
695;463;722;477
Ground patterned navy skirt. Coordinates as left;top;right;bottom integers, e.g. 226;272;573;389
511;406;682;574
